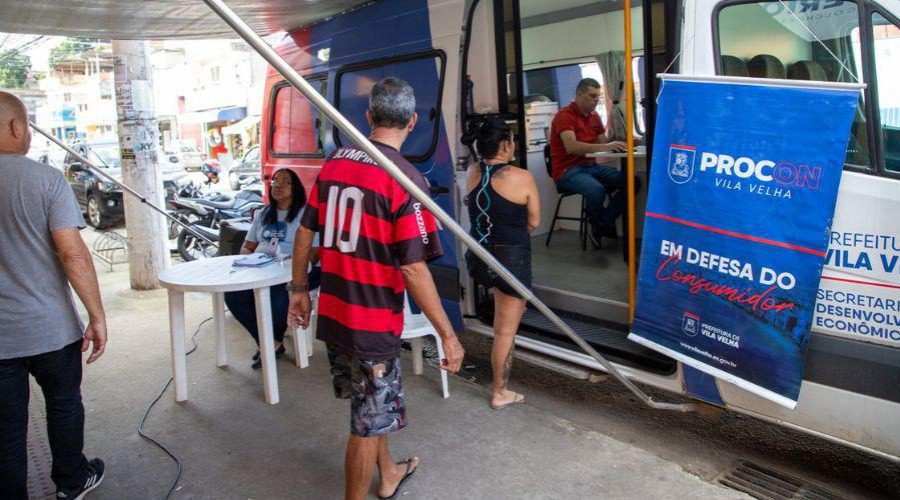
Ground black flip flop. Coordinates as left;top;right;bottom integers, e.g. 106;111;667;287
377;458;418;499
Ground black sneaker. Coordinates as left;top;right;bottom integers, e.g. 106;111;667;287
251;344;286;370
57;458;104;499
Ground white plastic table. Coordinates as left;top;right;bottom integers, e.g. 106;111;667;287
585;145;647;159
158;255;293;405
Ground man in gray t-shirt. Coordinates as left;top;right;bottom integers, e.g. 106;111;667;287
0;92;107;499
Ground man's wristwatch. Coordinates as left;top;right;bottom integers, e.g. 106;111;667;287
285;281;309;293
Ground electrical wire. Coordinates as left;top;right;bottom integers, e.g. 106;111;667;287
137;315;213;499
0;35;49;64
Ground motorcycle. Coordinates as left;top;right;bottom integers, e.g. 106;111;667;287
166;181;231;239
171;188;263;261
239;177;264;199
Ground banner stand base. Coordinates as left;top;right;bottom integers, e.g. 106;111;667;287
627;333;798;410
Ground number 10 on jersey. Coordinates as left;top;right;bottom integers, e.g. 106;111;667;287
323;185;364;253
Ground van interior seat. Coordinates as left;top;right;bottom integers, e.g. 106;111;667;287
747;54;786;79
720;55;749;77
787;60;828;81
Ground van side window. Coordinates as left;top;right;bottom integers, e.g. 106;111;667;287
334;52;445;162
871;12;900;173
270;79;326;157
716;1;868;169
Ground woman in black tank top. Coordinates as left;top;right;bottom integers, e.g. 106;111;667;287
462;117;540;410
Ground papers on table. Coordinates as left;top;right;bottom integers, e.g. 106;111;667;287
232;253;275;268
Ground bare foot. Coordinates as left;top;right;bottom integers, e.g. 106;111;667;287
378;457;419;498
490;390;525;410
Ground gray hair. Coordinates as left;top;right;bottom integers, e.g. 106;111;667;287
368;77;416;129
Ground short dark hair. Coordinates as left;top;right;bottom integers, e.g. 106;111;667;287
369;77;416;129
576;78;601;93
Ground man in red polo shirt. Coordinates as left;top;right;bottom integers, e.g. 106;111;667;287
549;78;638;247
287;77;464;500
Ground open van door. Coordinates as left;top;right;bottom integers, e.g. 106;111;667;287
261;1;467;330
461;0;679;379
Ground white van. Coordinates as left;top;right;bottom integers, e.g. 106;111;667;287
259;0;900;461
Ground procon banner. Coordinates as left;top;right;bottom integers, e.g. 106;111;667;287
629;75;860;409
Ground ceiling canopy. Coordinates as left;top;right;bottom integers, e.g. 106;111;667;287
0;0;372;39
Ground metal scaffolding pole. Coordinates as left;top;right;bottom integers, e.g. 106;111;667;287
202;0;698;413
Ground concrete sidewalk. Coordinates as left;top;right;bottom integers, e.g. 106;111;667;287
29;246;747;499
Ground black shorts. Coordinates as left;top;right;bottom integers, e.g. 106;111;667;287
466;244;532;299
327;349;406;437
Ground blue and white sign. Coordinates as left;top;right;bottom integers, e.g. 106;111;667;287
629;75;861;409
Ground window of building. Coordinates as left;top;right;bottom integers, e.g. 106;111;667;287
334;51;446;162
717;1;868;168
269;78;327;157
871;12;900;173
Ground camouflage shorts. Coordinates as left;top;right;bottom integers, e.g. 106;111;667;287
327;349;406;437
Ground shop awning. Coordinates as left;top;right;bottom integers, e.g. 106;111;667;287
217;106;247;122
0;0;370;39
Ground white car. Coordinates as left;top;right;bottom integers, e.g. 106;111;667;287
171;145;206;171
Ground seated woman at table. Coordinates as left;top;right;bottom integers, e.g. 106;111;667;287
461;116;540;409
224;169;320;369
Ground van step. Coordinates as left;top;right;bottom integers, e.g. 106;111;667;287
516;308;676;375
512;348;596;380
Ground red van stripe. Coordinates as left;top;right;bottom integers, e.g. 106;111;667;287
319;249;403;290
645;212;825;257
821;276;900;290
317;293;403;333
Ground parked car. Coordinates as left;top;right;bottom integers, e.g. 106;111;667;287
228;144;261;190
63;140;190;229
171;144;206;171
29;148;67;171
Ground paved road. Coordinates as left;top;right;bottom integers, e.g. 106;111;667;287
455;332;900;499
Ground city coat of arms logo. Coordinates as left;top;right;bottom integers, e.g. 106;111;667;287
668;144;696;184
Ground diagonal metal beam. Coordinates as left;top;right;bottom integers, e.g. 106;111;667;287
203;0;699;413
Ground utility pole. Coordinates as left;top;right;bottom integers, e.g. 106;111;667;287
112;40;168;290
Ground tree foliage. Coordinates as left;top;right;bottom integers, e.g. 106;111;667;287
48;37;99;69
0;50;31;88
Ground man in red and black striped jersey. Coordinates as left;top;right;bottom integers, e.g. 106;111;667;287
287;77;464;500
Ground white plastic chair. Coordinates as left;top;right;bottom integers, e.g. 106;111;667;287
401;295;449;399
287;292;317;369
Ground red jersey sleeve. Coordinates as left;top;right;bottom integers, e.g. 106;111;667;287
300;181;320;232
390;175;443;265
